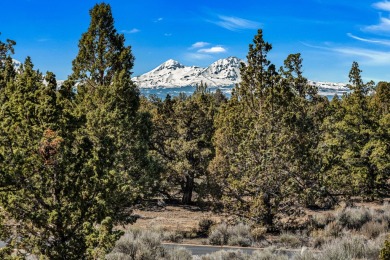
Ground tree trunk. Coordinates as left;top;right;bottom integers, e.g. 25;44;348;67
182;174;194;205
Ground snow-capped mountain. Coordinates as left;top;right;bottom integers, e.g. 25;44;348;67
308;80;348;91
133;57;348;91
132;57;243;88
12;59;22;70
11;57;348;93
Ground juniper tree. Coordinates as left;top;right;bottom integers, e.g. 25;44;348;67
210;29;281;226
210;30;327;229
0;3;158;258
146;87;221;204
319;62;389;200
67;2;159;257
0;56;71;257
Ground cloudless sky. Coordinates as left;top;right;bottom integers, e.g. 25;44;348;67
2;0;390;83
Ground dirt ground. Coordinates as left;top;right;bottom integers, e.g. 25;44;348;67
130;204;224;233
128;198;389;234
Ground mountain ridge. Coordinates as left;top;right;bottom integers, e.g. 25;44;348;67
132;57;348;91
132;57;243;89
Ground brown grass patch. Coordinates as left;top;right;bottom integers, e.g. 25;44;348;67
130;205;223;235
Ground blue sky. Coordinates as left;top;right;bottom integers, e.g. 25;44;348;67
2;0;390;83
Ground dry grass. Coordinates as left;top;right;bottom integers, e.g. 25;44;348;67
123;200;390;252
130;205;223;236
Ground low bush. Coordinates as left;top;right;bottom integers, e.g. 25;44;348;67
199;250;248;260
323;221;343;237
380;236;390;260
208;223;229;245
311;213;335;229
198;218;215;237
279;232;302;248
251;248;289;260
228;223;253;247
106;230;164;260
361;221;388;239
198;249;289;260
165;247;192;260
105;229;192;260
208;223;253;247
316;234;385;260
337;207;371;230
162;231;183;243
251;226;267;241
319;235;367;259
293;250;317;260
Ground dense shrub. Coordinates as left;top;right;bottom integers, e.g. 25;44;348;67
162;231;183;243
228;223;253;247
199;250;248;260
165;247;192;260
208;223;253;247
380;237;390;260
251;248;289;260
323;221;343;237
361;221;388;239
317;234;385;260
198;218;215;237
251;226;267;241
311;213;335;229
208;223;230;245
106;230;164;260
337;207;371;229
279;232;303;248
293;250;317;260
198;248;289;260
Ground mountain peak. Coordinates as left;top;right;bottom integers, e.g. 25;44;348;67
155;59;184;71
133;57;243;88
12;59;22;69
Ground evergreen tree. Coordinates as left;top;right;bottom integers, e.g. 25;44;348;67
320;62;386;199
68;2;158;257
380;236;390;260
0;4;158;258
147;88;221;204
210;30;278;226
0;57;72;257
0;34;16;103
210;30;328;229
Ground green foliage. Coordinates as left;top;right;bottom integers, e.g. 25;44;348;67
337;207;372;229
198;218;215;237
380;236;390;260
143;86;224;204
320;63;389;199
71;3;134;87
0;3;158;258
209;29;329;229
0;33;16;94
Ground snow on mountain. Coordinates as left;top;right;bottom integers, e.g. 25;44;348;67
308;80;348;91
12;59;22;70
11;57;348;93
133;57;348;91
202;57;242;83
133;57;243;88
